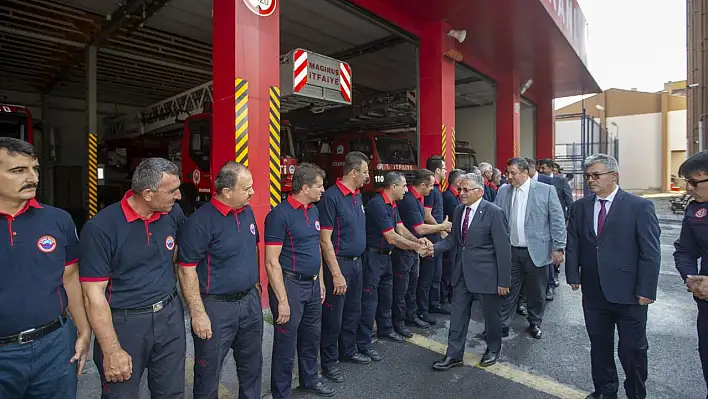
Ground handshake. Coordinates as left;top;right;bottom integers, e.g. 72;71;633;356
416;238;434;258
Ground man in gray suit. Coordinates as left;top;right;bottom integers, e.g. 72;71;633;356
430;173;511;370
495;157;566;339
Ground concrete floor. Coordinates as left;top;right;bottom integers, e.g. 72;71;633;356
75;198;706;399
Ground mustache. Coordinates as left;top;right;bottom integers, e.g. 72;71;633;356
20;184;37;191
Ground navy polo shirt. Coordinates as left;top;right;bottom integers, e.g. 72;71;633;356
79;191;185;309
442;187;461;221
178;198;260;295
0;199;79;336
423;183;444;243
365;192;403;251
397;186;426;238
318;179;366;257
265;196;321;276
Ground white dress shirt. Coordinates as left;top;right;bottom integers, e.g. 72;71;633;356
461;197;483;236
531;172;539;181
511;178;531;247
593;185;619;234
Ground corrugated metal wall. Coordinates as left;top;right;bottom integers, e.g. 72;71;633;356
687;0;708;155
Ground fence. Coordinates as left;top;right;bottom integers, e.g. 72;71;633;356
555;110;619;199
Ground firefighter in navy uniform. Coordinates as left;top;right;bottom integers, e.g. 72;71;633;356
177;162;263;399
80;158;186;399
264;163;334;398
393;169;451;337
421;156;449;322
318;152;370;384
0;138;90;399
674;151;708;398
440;169;464;310
356;172;428;356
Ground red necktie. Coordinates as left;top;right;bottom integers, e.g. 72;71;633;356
462;207;472;241
597;199;607;235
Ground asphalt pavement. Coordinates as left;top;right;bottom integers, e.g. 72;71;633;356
75;198;706;399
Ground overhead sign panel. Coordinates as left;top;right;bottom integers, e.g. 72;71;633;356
538;0;589;66
280;48;352;106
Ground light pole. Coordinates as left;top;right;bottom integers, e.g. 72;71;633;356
611;122;619;159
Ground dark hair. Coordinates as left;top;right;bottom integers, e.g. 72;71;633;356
679;150;708;178
132;158;179;193
343;151;369;175
383;171;405;188
413;168;435;186
553;162;561;170
292;163;325;193
447;169;465;185
524;157;536;168
506;157;530;172
0;137;36;158
537;158;554;169
214;161;249;193
425;155;445;173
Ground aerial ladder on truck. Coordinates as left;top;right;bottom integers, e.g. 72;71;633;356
103;49;353;214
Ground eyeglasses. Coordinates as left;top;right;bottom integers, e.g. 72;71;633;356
584;171;615;180
459;187;482;193
684;177;708;187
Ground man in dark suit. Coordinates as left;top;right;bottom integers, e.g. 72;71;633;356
538;158;574;299
430;173;511;369
525;157;552;185
566;153;661;399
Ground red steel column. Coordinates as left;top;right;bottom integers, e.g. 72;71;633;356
419;21;456;169
496;70;521;169
535;91;555;160
213;0;279;305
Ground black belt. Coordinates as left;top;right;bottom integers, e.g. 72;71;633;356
111;288;178;315
0;312;67;346
337;255;360;261
282;269;318;281
367;247;392;256
203;287;253;302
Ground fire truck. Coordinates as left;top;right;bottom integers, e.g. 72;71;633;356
0;104;34;143
103;49;352;213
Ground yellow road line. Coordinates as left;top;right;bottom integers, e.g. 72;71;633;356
407;334;590;399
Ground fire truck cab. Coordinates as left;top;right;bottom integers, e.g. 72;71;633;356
0;104;33;143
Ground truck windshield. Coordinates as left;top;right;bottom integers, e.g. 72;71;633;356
375;137;416;164
0;112;28;141
456;152;478;172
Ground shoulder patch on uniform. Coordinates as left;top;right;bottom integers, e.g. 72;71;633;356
314;220;321;231
250;223;256;235
696;208;707;219
165;235;175;250
37;235;57;253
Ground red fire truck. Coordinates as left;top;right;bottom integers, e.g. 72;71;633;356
0;104;34;143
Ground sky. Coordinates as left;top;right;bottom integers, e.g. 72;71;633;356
554;0;687;109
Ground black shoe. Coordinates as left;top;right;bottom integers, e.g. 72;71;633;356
342;352;371;365
430;305;451;315
480;350;500;367
528;324;542;339
432;356;463;371
379;330;406;342
546;286;556;301
517;305;528;316
406;316;430;329
393;325;413;338
585;393;618;399
360;348;382;362
420;313;437;326
300;381;335;397
322;366;344;383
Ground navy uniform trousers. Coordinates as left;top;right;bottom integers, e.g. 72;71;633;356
192;288;263;399
418;252;442;316
94;292;186;399
392;249;420;326
321;257;363;369
698;300;708;399
269;275;322;399
357;250;394;350
0;315;75;399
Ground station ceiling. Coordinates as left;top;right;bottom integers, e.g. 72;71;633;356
1;0;496;119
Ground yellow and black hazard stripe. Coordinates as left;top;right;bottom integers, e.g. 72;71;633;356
234;78;249;166
88;132;98;218
269;86;281;208
450;126;456;169
441;123;448;191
